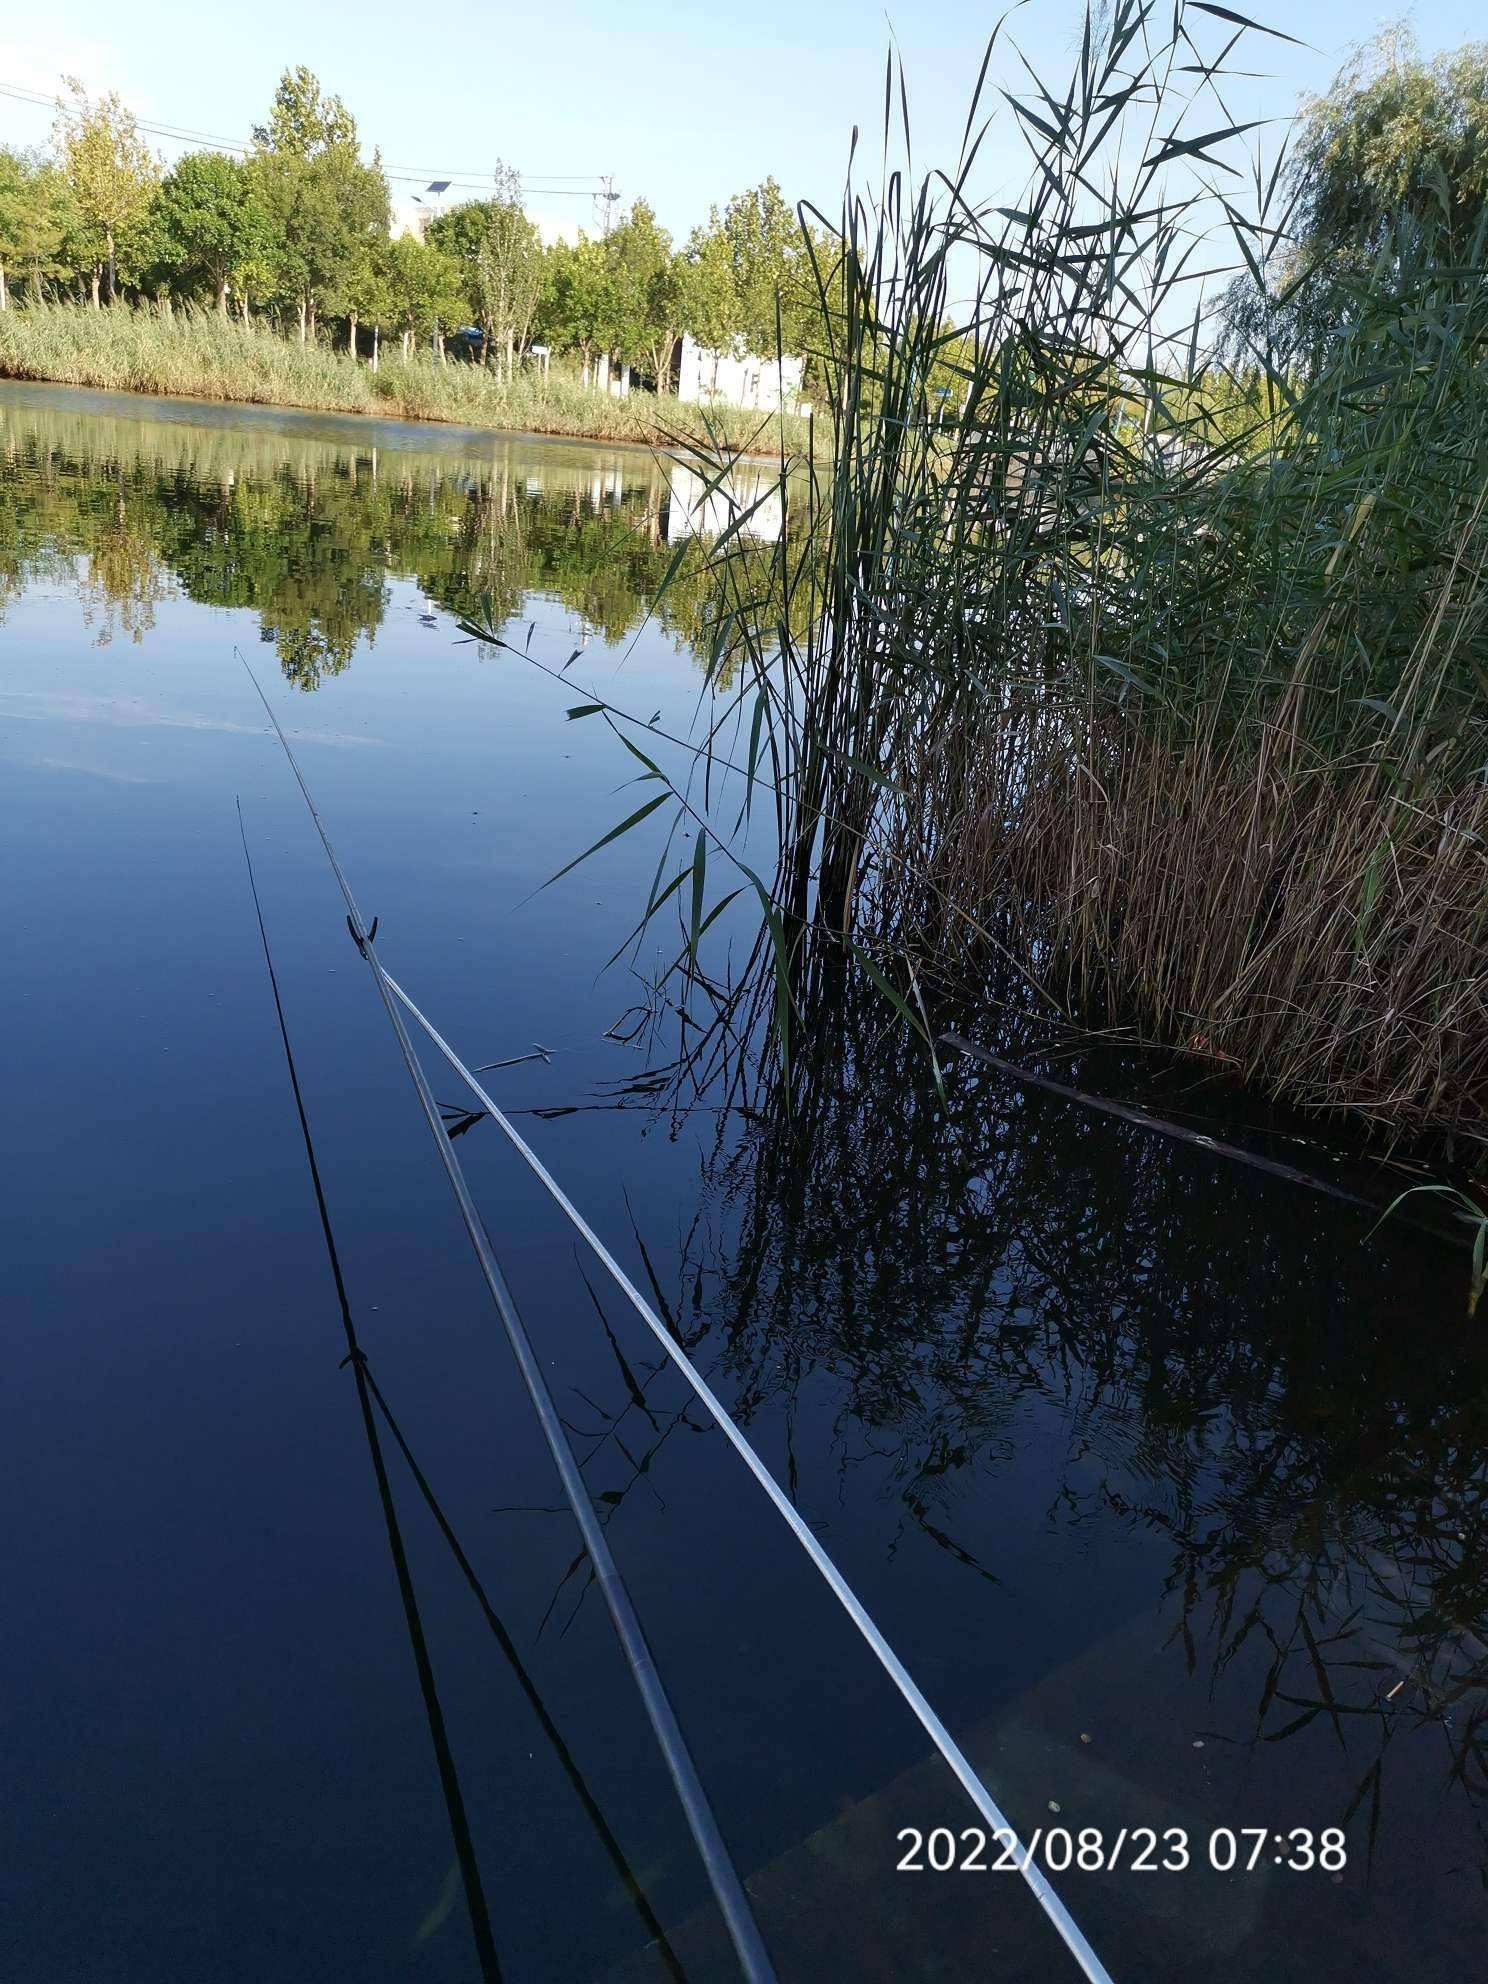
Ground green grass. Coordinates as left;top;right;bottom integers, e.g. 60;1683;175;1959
0;300;812;456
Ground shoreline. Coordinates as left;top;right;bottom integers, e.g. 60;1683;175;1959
0;359;801;466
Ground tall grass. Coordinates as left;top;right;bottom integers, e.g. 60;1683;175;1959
539;0;1486;1145
0;300;811;455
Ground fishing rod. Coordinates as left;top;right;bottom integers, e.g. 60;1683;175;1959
359;1366;688;1981
242;807;683;1973
239;653;776;1984
235;803;503;1984
379;973;1117;1984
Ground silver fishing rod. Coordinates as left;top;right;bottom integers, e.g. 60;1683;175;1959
378;986;1118;1984
239;653;776;1984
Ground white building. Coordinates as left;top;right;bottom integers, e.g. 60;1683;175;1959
674;334;805;413
391;200;432;243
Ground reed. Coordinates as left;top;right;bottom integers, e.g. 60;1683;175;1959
0;299;811;454
551;0;1486;1145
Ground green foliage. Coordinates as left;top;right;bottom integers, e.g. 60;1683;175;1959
0;299;814;453
1226;28;1488;365
676;222;738;353
0;65;837;402
149;153;272;311
604;200;678;381
250;67;388;336
53;80;159;303
380;235;463;349
540;1;1488;1143
537;235;618;372
0;149;74;305
428;168;545;374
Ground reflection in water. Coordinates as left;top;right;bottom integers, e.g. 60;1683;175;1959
4;381;1482;1980
664;461;786;545
0;392;785;686
647;965;1488;1894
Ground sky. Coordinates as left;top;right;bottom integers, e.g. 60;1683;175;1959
0;1;1481;247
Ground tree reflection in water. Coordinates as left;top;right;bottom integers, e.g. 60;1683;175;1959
625;961;1488;1876
0;394;788;682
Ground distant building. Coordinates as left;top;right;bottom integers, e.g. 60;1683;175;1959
674;334;804;413
391;200;432;243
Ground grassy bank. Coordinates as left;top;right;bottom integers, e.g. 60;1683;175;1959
0;301;810;455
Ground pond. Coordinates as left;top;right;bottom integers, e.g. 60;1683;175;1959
2;378;1484;1984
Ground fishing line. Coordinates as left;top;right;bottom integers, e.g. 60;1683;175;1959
239;653;776;1984
235;802;502;1984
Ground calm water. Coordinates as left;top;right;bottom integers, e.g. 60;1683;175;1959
2;379;1484;1984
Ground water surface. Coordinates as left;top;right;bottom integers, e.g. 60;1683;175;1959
2;380;1483;1984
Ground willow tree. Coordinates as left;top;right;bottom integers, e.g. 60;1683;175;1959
1226;29;1488;366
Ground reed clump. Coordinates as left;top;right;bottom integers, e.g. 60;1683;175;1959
0;300;809;455
585;0;1487;1144
931;720;1488;1132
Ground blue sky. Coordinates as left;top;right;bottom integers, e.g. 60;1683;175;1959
0;2;1480;245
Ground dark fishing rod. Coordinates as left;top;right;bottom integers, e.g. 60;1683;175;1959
235;802;502;1984
359;1367;688;1982
239;653;775;1984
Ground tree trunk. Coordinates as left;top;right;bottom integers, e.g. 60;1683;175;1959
240;293;250;324
298;294;306;344
105;230;116;304
436;327;446;365
0;262;7;312
401;328;412;361
348;310;358;358
90;266;101;310
581;349;590;388
308;299;317;340
371;323;379;372
218;276;228;317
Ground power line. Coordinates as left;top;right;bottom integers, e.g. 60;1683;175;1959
0;79;613;200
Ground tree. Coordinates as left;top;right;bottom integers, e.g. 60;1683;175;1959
430;168;543;377
335;238;389;359
719;178;799;355
150;153;271;314
381;235;462;361
53;80;158;305
677;221;739;355
0;149;73;306
606;200;679;387
539;235;617;386
251;67;388;342
1225;30;1488;365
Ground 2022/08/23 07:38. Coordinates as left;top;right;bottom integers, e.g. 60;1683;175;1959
895;1827;1349;1875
